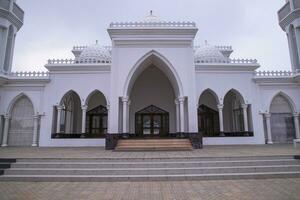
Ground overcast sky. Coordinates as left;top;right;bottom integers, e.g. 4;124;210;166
13;0;289;71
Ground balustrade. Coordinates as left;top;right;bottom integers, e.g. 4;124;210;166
110;21;196;28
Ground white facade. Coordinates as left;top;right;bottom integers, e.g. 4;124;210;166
1;2;300;148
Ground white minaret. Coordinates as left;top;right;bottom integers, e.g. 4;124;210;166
0;0;24;73
278;0;300;71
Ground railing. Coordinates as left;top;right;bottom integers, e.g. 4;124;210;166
52;133;106;139
255;70;297;77
72;46;88;51
12;2;24;21
195;58;257;64
109;21;196;28
0;0;10;10
9;71;49;78
215;46;232;51
278;1;291;21
48;58;111;64
202;132;254;137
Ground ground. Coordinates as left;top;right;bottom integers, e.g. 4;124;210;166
0;144;299;200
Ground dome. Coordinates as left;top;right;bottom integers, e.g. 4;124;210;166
77;44;111;63
143;11;164;23
195;43;229;63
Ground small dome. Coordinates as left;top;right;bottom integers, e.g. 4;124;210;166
77;44;111;63
195;43;229;63
143;11;164;23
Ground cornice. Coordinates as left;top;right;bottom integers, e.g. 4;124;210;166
45;64;111;72
0;8;23;30
195;63;259;72
279;8;300;30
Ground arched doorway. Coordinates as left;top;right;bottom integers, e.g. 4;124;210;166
129;66;176;137
85;90;108;137
124;52;183;137
59;91;82;134
8;96;34;146
198;89;220;137
270;94;296;143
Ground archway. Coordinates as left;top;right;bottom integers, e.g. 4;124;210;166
58;91;82;134
8;95;34;146
222;89;252;136
270;94;296;143
125;52;182;137
198;89;220;137
85;90;108;137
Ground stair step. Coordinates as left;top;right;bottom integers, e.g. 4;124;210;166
1;171;300;182
4;165;300;176
116;139;192;151
11;159;300;168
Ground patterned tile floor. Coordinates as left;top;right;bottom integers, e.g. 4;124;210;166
0;179;300;200
0;144;299;200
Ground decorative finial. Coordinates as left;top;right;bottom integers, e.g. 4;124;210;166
150;10;153;16
96;40;98;45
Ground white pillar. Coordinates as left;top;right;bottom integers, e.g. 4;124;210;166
265;113;273;144
293;113;300;139
178;97;185;133
175;99;180;132
32;115;39;147
217;104;224;133
122;97;129;133
242;104;249;132
56;106;62;133
81;105;87;134
1;115;10;147
106;104;110;133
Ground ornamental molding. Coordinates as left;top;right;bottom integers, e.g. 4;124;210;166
279;8;300;30
195;64;259;72
0;8;23;30
45;63;111;72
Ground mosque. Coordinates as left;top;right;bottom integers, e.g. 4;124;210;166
0;0;300;149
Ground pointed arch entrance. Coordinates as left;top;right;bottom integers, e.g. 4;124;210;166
122;51;184;137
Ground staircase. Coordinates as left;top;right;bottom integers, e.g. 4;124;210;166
0;156;300;182
115;139;193;151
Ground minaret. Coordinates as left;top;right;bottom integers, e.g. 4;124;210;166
0;0;24;73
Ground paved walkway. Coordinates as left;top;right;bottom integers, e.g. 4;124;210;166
0;144;299;158
0;145;299;200
1;179;300;200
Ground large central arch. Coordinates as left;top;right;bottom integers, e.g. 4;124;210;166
124;50;183;135
123;50;183;98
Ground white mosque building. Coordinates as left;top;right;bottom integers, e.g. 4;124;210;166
0;0;300;149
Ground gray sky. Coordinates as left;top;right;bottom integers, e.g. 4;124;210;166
13;0;289;72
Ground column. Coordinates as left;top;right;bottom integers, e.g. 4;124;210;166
122;97;129;134
1;115;10;147
217;104;224;134
294;28;300;68
265;113;273;144
106;104;110;133
293;113;300;139
81;105;87;134
56;106;62;133
178;97;185;133
175;99;180;132
32;115;39;147
242;104;249;132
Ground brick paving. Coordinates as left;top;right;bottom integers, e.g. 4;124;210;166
0;179;300;200
0;144;300;199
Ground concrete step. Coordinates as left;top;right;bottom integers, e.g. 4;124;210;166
11;159;300;169
1;172;300;182
14;155;296;163
4;165;300;175
4;165;300;176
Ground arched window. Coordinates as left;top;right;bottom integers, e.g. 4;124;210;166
59;91;82;134
198;89;220;137
85;90;108;137
8;96;34;146
270;94;296;143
